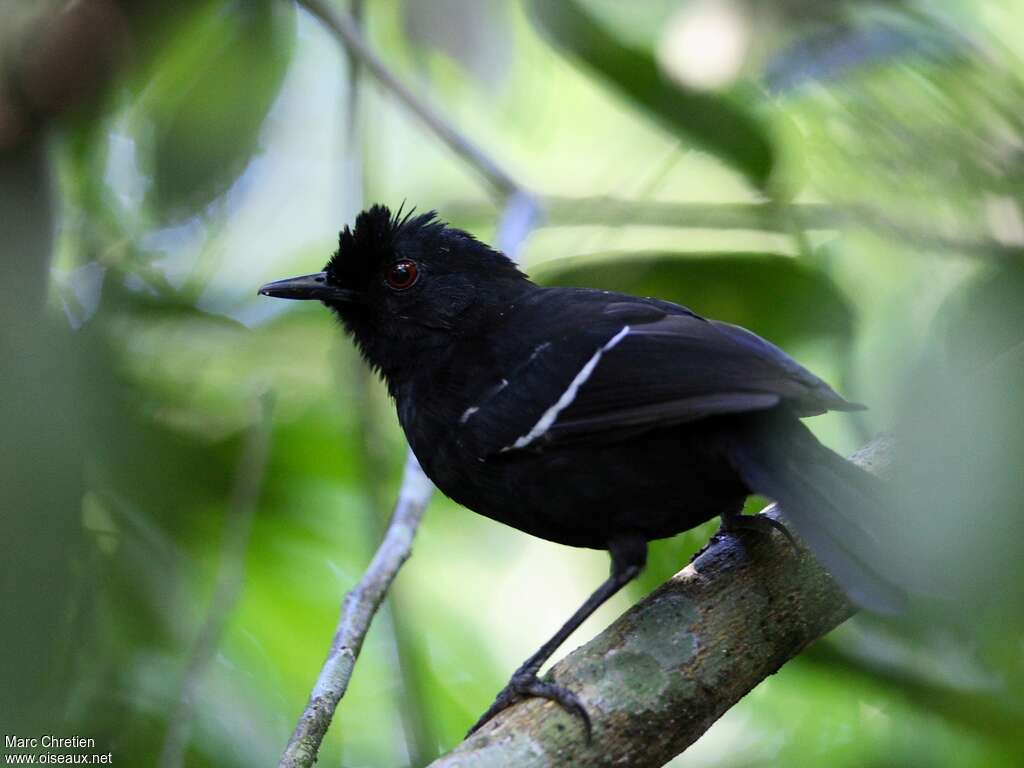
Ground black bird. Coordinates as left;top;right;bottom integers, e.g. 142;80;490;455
260;204;900;736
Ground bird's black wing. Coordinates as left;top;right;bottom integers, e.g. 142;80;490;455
461;289;861;458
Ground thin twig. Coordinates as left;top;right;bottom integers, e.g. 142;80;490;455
447;196;1022;260
295;0;528;202
158;393;274;768
427;436;895;768
446;197;833;233
278;451;434;768
495;190;544;262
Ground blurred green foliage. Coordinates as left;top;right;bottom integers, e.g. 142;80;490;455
138;0;296;216
529;0;775;187
2;0;1023;766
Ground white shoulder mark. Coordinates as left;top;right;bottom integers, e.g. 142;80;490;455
504;325;631;451
460;378;508;425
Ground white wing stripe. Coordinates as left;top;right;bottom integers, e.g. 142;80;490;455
506;326;631;450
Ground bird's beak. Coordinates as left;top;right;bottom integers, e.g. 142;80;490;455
258;272;357;302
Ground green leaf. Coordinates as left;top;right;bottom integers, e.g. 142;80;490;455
533;251;854;346
934;263;1024;371
136;0;295;218
528;0;775;187
804;630;1024;754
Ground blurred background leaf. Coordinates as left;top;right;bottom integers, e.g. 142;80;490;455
135;0;296;219
528;0;775;189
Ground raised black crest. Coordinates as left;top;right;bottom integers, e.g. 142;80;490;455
326;204;445;282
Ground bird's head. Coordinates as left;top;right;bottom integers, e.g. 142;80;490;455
259;204;529;378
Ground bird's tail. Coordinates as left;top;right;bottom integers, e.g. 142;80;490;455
719;412;906;614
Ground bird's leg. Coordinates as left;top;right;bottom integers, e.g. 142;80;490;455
466;536;647;740
720;504;799;552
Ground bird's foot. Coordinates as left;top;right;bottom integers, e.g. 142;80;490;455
722;512;800;553
467;671;592;740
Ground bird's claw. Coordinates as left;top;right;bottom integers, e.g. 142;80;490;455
467;672;592;740
722;512;800;554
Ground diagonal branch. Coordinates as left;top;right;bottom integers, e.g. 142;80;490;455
427;436;895;768
278;451;434;768
295;0;530;202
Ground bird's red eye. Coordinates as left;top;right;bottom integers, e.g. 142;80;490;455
386;260;419;290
